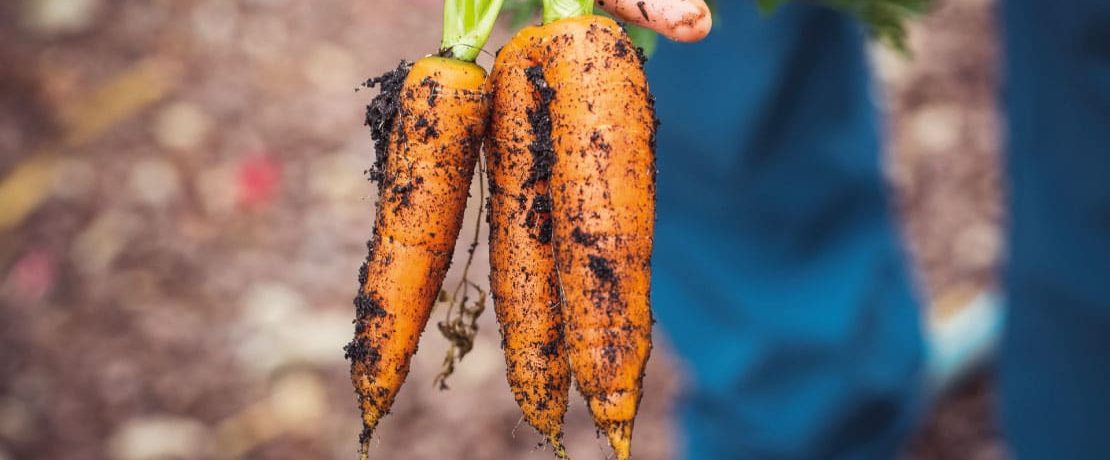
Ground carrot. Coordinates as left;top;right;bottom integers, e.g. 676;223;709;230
543;17;655;460
347;55;487;455
494;2;658;457
345;1;502;458
485;25;572;458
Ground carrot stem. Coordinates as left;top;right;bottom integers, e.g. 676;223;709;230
442;0;506;61
542;0;594;23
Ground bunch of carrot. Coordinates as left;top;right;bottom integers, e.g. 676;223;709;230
346;0;709;458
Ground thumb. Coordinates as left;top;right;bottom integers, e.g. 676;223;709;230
597;0;712;42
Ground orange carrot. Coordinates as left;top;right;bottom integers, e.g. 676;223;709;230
346;55;488;457
485;25;572;458
538;15;656;460
346;1;506;456
493;11;657;459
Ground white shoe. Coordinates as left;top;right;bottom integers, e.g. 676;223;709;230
924;288;1005;397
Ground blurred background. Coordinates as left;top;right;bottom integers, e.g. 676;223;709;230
0;0;1002;458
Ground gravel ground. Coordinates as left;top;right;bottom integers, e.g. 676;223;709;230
0;0;1003;459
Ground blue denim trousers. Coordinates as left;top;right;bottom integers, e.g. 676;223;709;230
647;1;1110;458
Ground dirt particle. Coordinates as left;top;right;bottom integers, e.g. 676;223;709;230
540;338;560;357
538;219;553;244
602;344;618;364
635;45;649;65
391;182;415;209
571;227;599;246
485;196;493;225
413;115;440;139
420;76;439;107
515;193;528;211
358;426;372;446
523;66;556;188
357;261;369;286
363;61;412;185
353;292;388;319
343;336;380;365
587;255;616;283
636;1;650;21
531;195;552;214
614;39;629;59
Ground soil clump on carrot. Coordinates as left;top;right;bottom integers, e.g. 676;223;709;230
523;65;556;189
362;61;412;186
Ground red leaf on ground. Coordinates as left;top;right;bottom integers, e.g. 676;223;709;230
4;249;57;304
236;153;283;209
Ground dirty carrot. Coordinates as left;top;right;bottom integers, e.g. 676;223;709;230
344;0;501;458
543;16;656;459
485;25;572;458
497;1;659;457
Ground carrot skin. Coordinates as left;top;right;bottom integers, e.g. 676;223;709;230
486;25;573;457
535;16;657;460
347;56;488;451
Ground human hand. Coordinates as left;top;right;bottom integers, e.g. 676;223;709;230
596;0;712;42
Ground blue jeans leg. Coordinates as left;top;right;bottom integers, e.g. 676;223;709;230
1001;1;1110;458
646;3;925;459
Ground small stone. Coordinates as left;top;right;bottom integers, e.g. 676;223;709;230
21;0;101;36
107;416;210;460
241;282;306;327
128;157;181;207
233;284;349;374
288;310;350;365
233;282;308;374
910;104;962;154
153;102;212;151
269;371;328;431
232;332;285;377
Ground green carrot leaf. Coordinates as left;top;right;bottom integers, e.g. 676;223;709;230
757;0;789;14
820;0;930;54
542;0;595;23
442;0;507;61
624;24;659;57
763;0;931;55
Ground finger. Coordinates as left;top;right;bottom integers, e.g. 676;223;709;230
597;0;712;42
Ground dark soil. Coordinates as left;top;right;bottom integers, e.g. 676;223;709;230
523;65;556;189
363;61;412;186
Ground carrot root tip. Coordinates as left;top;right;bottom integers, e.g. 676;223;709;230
549;433;570;460
604;421;633;460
